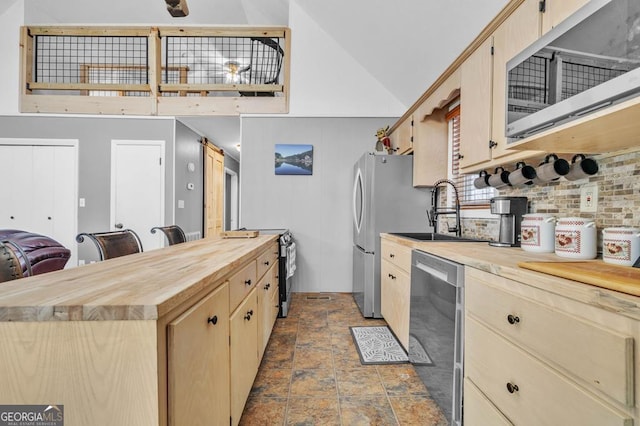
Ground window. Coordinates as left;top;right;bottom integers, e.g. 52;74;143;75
447;102;496;206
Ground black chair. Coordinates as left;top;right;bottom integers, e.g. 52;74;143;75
151;225;186;246
76;229;143;261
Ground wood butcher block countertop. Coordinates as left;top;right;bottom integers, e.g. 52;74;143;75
382;233;640;322
0;235;277;322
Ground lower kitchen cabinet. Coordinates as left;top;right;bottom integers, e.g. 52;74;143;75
380;239;412;350
463;377;513;426
258;262;279;359
464;267;637;425
230;287;259;425
167;282;230;426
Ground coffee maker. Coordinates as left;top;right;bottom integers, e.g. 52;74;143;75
489;196;528;247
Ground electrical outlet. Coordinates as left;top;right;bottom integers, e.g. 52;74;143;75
580;183;598;213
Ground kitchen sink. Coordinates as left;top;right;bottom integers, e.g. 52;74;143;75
390;232;488;242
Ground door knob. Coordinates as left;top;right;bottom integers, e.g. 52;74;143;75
115;223;124;229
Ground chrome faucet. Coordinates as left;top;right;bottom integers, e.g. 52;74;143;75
427;179;461;237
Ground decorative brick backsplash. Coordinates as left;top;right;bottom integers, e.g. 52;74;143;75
458;149;640;245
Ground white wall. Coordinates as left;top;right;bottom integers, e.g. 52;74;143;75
287;1;407;117
0;0;23;115
240;117;393;293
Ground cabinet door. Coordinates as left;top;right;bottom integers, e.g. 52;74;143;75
257;262;278;359
380;259;410;350
389;115;413;154
168;282;230;426
230;288;259;426
460;37;493;169
490;0;541;159
541;0;590;35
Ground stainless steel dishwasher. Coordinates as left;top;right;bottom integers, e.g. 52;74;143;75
410;249;464;426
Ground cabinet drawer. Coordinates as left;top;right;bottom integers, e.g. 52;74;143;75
380;259;410;350
466;274;634;406
256;242;279;280
463;377;512;426
229;260;257;312
381;240;412;272
465;317;632;426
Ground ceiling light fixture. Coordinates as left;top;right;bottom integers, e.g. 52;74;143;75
165;0;189;17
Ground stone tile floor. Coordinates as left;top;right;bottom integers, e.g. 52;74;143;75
239;292;447;425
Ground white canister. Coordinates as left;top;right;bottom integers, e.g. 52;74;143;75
554;217;597;259
521;214;556;253
602;227;640;266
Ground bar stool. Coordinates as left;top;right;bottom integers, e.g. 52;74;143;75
76;229;143;261
150;225;186;246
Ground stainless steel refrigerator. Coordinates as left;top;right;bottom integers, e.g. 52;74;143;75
352;152;433;318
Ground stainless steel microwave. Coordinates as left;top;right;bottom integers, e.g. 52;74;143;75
506;0;640;139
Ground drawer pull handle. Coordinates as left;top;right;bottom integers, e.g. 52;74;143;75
507;314;520;325
389;253;395;258
506;382;519;394
244;279;252;286
388;273;396;280
207;315;218;325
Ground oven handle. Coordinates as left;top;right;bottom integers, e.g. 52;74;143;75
415;261;449;283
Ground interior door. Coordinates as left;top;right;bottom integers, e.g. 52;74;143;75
204;143;224;238
0;142;78;266
111;140;165;251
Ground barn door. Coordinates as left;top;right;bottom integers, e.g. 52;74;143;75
204;142;224;238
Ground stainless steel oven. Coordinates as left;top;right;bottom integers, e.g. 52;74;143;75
410;249;464;426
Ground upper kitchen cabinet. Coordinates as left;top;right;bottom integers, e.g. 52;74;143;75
540;0;590;35
412;69;461;186
460;0;543;172
389;115;414;155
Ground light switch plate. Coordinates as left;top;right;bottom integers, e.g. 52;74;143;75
580;183;598;213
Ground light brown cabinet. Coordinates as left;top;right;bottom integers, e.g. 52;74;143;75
389;115;413;155
380;239;412;350
460;0;542;172
230;287;259;425
258;261;279;359
167;282;230;426
540;0;590;35
412;69;460;187
464;266;637;425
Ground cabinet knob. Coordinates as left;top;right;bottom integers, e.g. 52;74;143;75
244;279;252;286
457;153;464;160
244;310;254;321
47;216;52;220
264;260;270;266
507;314;520;325
506;382;519;394
207;315;218;325
489;140;498;149
388;273;396;280
264;283;271;290
389;253;395;258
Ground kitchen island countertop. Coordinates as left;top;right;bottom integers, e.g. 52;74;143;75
0;234;278;322
382;233;640;321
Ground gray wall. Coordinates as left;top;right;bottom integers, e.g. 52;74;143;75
240;117;397;293
174;121;204;235
0;115;176;261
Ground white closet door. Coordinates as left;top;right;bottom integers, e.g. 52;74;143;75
0;144;77;267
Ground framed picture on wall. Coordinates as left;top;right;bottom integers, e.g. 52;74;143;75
275;144;313;175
